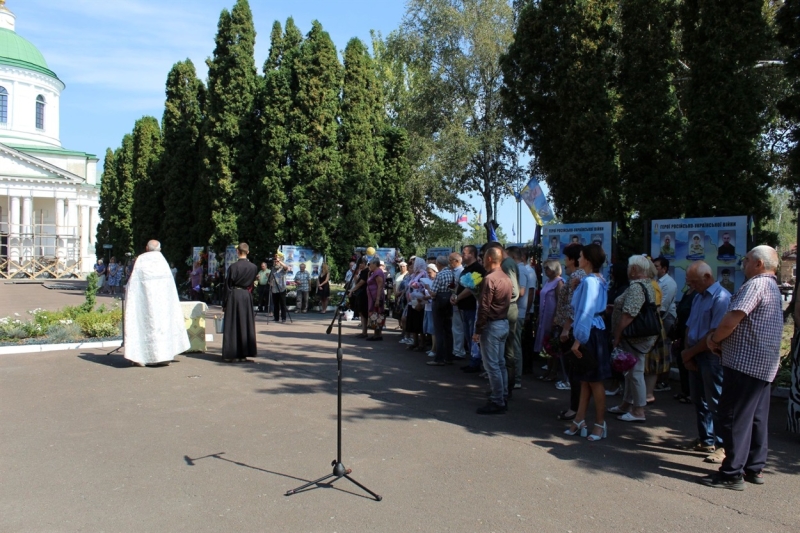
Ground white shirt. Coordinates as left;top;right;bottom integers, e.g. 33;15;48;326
658;273;678;318
516;262;538;313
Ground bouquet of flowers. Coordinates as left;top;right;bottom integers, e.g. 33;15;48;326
459;272;484;298
542;334;563;358
611;348;637;373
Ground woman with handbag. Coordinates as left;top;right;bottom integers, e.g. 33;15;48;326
405;257;429;351
365;257;386;340
608;255;661;422
563;244;611;441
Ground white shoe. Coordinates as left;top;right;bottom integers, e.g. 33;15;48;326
400;338;413;344
555;380;571;391
427;351;435;357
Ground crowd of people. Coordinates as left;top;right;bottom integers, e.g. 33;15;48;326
335;240;785;490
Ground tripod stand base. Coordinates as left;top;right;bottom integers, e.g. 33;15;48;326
285;460;382;501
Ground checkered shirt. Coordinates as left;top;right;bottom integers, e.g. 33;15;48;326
720;273;784;382
431;267;455;294
294;270;311;292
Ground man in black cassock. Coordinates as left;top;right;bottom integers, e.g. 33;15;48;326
222;243;258;362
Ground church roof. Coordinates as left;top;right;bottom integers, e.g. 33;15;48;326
0;27;59;80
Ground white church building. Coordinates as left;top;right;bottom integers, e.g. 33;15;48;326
0;1;99;279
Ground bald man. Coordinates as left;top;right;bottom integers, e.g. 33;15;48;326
681;261;731;462
702;246;783;490
124;239;190;366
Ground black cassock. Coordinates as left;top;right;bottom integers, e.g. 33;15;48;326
222;258;258;359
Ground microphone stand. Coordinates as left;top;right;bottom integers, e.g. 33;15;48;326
285;296;381;501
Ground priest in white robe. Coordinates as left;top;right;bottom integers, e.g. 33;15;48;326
124;240;190;366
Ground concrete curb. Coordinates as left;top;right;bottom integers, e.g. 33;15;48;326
0;339;122;356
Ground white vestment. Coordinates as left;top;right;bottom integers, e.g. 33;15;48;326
124;251;190;365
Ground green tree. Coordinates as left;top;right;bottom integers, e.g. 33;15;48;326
615;0;683;251
285;20;343;258
336;37;385;267
110;134;135;255
389;0;522;231
462;218;507;246
501;0;622;227
131;116;163;251
249;19;301;261
95;148;115;257
680;0;773;230
202;0;258;252
777;0;800;212
159;59;207;266
377;126;414;252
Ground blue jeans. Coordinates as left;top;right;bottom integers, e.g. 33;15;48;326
480;319;509;405
689;352;724;447
460;309;480;367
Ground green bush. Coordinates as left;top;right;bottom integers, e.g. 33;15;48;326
75;309;122;338
45;323;84;344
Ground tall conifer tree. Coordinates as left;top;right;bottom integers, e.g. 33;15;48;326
337;37;384;265
378;126;413;251
110;134;135;255
681;0;772;223
203;0;257;252
616;0;683;246
160;59;206;267
501;0;621;226
286;21;343;256
131;116;163;250
95;148;115;257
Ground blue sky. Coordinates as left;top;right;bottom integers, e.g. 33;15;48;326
11;0;532;243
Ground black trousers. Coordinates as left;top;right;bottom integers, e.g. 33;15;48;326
717;366;771;478
257;285;269;312
272;291;287;322
504;305;518;391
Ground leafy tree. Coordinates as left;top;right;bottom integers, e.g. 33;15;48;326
131;116;163;251
462;218;507;246
615;0;684;250
377;126;414;252
95;148;115;257
159;59;207;267
388;0;522;231
680;0;773;231
501;0;622;227
202;0;258;252
777;0;800;212
285;20;343;258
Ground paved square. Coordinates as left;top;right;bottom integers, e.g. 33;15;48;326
1;283;797;532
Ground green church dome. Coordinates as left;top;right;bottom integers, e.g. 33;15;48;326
0;27;59;80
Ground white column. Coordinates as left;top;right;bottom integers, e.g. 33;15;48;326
21;197;33;262
55;198;65;263
89;207;99;246
67;200;78;238
55;198;65;236
9;196;20;264
80;205;91;272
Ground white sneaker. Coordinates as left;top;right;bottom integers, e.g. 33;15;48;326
555;381;571;391
400;338;413;344
427;351;435;357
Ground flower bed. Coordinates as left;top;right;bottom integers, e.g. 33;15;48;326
0;306;122;347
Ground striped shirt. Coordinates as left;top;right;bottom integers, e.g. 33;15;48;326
720;273;783;382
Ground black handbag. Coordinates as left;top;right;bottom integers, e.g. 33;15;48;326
564;332;598;374
622;283;662;338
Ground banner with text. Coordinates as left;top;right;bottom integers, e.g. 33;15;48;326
651;216;746;300
542;222;612;280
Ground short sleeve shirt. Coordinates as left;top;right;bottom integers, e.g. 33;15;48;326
294;270;311;292
720;274;784;382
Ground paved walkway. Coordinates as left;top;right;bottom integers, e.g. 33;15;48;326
0;284;798;532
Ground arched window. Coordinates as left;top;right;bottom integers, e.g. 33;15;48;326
36;95;45;130
0;87;7;124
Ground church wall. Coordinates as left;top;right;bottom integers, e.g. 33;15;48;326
0;65;62;148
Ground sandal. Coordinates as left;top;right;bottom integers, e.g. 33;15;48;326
557;409;576;421
607;405;627;414
674;393;692;404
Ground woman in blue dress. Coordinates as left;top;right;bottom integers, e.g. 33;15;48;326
564;243;611;442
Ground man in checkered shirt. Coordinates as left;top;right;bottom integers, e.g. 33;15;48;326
702;245;783;490
428;255;456;366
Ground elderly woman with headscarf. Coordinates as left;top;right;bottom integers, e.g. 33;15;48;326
404;256;429;351
608;255;660;422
